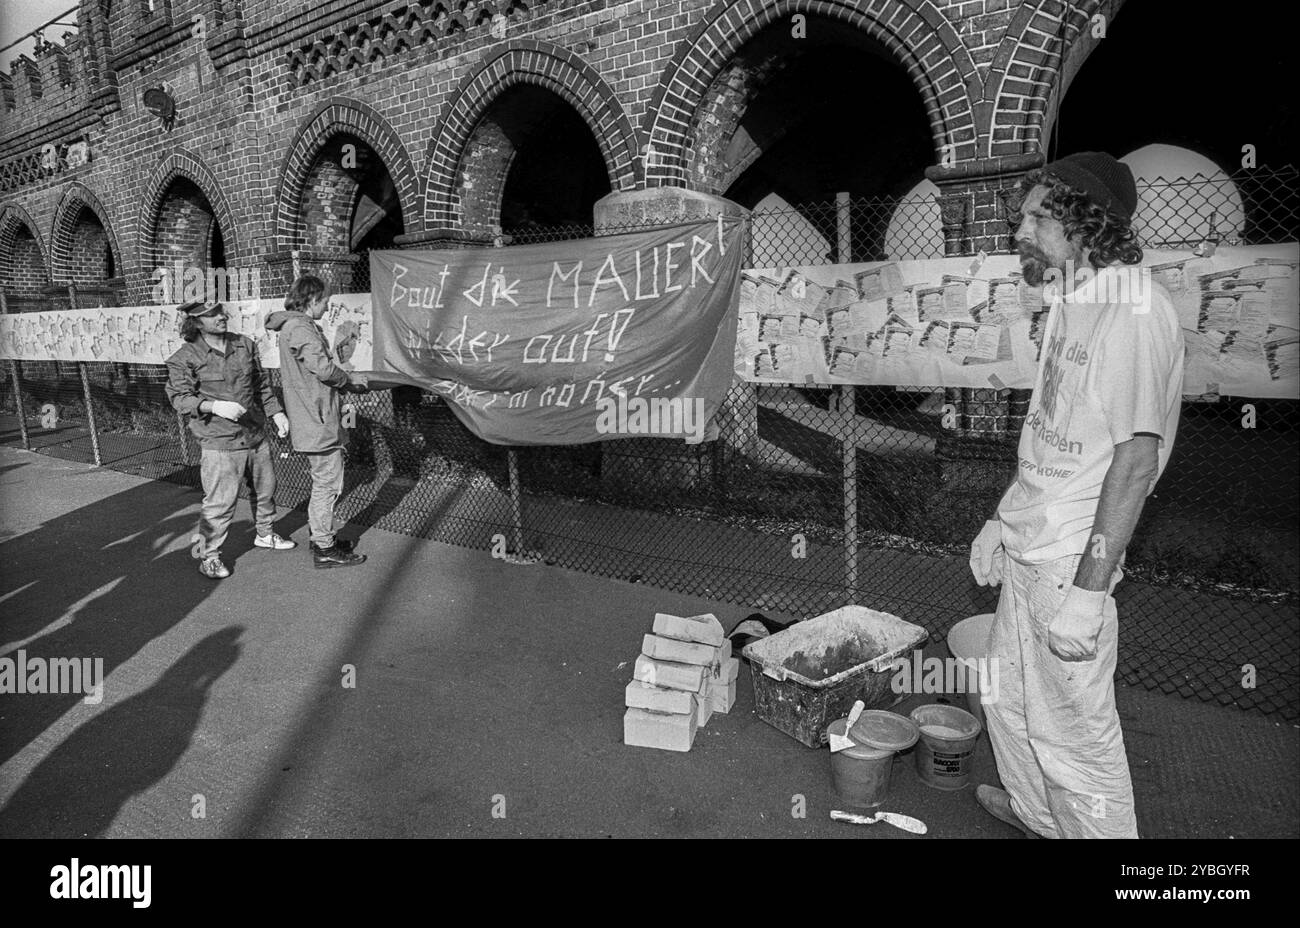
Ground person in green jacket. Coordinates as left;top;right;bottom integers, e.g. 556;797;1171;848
166;300;297;579
265;275;368;568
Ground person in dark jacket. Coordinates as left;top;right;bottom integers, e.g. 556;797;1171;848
265;275;368;568
166;300;296;579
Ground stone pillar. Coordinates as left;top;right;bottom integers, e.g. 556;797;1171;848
937;192;971;257
592;186;752;493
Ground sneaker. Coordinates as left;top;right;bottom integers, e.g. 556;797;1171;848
310;542;366;569
975;784;1041;838
199;557;231;579
254;532;297;550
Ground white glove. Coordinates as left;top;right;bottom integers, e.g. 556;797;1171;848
272;412;290;439
969;519;1005;587
209;400;246;421
1048;586;1108;661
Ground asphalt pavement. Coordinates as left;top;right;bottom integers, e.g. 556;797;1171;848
0;446;1295;838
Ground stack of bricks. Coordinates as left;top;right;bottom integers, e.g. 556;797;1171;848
623;612;741;752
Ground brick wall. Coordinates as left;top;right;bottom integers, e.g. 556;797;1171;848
0;0;1122;303
154;177;217;269
2;227;49;296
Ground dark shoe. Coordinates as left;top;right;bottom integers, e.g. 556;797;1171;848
198;556;230;579
975;784;1042;838
332;537;354;553
311;542;366;569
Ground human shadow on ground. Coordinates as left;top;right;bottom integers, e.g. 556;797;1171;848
0;627;242;838
0;463;234;765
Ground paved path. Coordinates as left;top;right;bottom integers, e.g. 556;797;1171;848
0;447;1295;837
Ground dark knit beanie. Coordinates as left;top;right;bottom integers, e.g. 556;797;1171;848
1040;151;1138;220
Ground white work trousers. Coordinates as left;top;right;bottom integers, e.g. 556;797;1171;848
984;552;1138;838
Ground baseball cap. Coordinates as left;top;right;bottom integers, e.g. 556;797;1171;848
179;300;224;317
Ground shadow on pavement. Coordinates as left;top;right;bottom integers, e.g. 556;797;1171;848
0;477;226;765
0;628;242;837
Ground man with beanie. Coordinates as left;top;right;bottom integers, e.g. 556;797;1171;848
265;275;368;568
969;152;1185;838
166;300;297;579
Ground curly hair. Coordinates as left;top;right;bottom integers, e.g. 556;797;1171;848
285;274;327;313
1016;168;1143;268
179;314;204;342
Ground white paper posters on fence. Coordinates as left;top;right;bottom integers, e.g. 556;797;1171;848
736;243;1299;398
3;244;1295;400
0;293;374;371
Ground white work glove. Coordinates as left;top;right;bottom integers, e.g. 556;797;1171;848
272;412;290;439
969;519;1005;587
209;400;246;421
1048;586;1108;662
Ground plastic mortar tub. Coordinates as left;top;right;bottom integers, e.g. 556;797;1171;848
742;606;929;748
910;703;982;791
946;612;994;728
826;711;919;809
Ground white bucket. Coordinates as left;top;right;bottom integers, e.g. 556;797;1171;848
945;613;995;728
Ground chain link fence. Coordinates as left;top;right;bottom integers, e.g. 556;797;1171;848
2;168;1297;721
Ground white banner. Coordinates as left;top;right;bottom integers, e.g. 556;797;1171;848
0;294;373;371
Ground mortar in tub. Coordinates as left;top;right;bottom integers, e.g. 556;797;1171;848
742;606;929;748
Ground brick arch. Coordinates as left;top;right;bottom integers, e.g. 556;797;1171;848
49;182;124;284
643;0;978;188
138;150;239;269
421;39;639;229
0;202;50;293
982;0;1126;158
271;97;419;249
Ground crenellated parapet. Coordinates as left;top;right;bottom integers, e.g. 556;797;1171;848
0;3;120;188
0;7;120;128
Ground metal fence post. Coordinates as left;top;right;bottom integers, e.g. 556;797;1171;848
78;361;103;466
175;410;192;466
67;283;103;466
836;191;859;601
7;360;29;450
1;291;31;450
497;234;529;558
507;447;525;556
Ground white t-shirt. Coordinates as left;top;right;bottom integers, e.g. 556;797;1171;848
999;265;1185;563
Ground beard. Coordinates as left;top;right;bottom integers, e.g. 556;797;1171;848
1017;245;1055;287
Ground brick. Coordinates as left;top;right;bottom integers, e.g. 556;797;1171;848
708;678;737;714
633;654;705;693
624;707;697;752
642;633;718;666
652;611;725;646
624;680;695;714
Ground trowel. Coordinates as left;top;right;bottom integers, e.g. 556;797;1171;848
829;699;865;753
830;810;928;835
